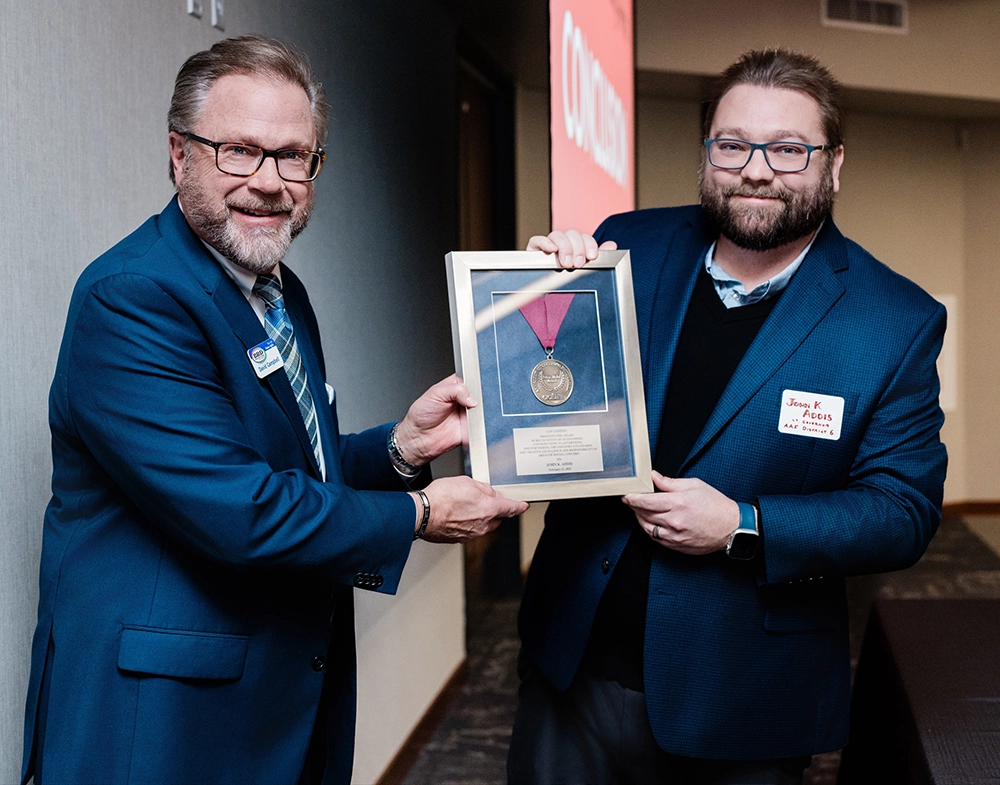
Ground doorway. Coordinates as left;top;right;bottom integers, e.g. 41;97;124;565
456;53;521;631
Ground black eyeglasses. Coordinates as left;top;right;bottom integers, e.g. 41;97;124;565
183;132;325;182
704;138;829;174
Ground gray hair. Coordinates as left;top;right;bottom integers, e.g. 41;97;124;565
167;35;329;184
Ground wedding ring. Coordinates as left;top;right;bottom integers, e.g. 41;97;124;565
653;524;661;540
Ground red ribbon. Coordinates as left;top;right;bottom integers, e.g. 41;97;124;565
519;293;575;352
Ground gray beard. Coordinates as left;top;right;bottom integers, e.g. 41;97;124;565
179;179;311;275
699;161;834;252
202;214;298;275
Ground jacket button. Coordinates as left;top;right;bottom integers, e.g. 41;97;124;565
311;656;326;672
374;576;384;588
601;557;610;574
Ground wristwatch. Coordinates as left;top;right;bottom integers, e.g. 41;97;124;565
726;502;759;560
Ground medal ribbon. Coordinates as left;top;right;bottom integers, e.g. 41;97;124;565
519;293;575;354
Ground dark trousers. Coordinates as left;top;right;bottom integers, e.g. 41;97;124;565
507;668;811;785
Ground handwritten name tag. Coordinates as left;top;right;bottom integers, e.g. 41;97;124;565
778;390;844;441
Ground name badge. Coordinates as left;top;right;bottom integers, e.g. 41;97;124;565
248;339;284;379
778;390;844;441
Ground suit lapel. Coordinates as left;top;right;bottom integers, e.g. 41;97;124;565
679;222;848;473
641;219;711;454
218;273;324;479
158;198;323;478
280;276;339;481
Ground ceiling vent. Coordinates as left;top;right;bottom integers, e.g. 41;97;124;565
822;0;908;33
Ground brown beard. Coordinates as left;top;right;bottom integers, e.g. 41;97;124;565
699;157;834;252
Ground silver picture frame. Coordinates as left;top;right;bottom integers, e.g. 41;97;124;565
445;250;653;502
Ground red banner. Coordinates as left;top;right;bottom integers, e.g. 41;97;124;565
550;0;635;234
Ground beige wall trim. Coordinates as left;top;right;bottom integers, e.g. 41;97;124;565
942;501;1000;517
375;659;468;785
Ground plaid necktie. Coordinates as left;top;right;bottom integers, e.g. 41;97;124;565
253;274;321;468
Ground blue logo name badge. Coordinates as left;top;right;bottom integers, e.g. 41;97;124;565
248;338;284;379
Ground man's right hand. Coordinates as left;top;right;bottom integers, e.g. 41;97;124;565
526;229;617;269
413;476;528;543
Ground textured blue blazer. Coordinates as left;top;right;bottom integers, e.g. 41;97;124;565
22;198;417;785
518;206;947;759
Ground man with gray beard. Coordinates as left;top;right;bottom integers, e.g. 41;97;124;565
21;35;526;785
508;49;947;784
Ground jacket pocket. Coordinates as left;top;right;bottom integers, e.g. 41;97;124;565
117;626;249;680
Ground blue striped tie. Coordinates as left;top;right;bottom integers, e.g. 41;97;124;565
253;274;321;468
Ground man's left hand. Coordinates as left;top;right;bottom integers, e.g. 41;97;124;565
623;471;740;555
394;374;476;466
526;229;617;268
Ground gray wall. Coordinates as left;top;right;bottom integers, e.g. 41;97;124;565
0;1;463;779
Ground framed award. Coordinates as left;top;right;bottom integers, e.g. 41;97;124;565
445;250;653;502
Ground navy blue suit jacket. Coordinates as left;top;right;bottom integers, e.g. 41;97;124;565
22;198;417;784
518;206;947;758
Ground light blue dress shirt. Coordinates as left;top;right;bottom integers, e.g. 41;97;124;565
704;223;823;309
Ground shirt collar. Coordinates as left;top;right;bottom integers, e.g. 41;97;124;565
704;220;823;309
200;240;282;301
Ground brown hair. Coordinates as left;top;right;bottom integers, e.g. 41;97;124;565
167;35;329;184
703;49;844;147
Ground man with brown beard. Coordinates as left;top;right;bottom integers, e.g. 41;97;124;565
508;49;947;784
21;36;527;785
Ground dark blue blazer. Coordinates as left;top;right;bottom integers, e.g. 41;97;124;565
518;206;947;759
22;198;417;784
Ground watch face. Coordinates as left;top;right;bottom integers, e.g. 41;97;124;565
727;530;758;560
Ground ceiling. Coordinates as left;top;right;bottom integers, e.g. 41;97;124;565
451;0;1000;121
